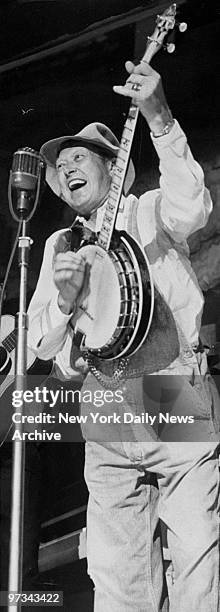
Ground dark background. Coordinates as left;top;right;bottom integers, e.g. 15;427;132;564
0;0;220;299
0;1;220;601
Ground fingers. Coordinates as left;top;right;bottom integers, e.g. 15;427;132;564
125;59;154;76
55;269;78;282
113;59;158;99
55;251;85;264
54;250;89;307
54;251;86;272
113;75;143;98
113;88;137;99
125;60;135;74
55;261;85;274
113;82;142;99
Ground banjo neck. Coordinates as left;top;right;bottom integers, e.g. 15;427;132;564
98;3;178;252
98;102;139;251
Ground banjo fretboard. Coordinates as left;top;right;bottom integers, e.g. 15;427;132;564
97;2;178;251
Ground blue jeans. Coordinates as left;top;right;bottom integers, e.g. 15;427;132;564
80;365;220;612
84;440;219;612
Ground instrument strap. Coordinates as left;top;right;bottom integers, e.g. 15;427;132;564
85;352;129;389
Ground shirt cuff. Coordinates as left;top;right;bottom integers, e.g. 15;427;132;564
150;119;183;150
48;295;74;328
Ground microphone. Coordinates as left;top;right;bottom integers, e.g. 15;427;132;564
9;147;45;219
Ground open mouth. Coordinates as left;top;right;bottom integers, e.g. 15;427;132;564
68;178;87;191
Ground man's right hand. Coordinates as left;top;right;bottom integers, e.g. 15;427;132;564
54;251;88;314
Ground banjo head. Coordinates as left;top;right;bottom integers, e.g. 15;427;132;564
74;244;121;350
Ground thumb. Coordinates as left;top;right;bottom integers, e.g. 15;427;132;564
125;60;135;74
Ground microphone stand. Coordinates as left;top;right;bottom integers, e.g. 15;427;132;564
8;219;32;612
7;161;44;611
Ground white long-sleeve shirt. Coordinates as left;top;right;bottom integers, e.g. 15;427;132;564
27;120;212;378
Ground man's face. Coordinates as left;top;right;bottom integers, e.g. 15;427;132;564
56;146;112;217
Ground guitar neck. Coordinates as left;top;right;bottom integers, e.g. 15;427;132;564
2;330;17;354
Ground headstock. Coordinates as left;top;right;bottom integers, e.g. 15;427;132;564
143;3;187;63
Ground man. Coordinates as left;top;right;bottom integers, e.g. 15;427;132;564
28;60;219;611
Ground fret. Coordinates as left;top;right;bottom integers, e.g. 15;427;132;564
115;157;124;165
125;118;137;129
102;225;110;235
105;210;117;223
2;339;14;352
114;165;123;174
107;202;115;212
7;331;16;343
126;108;137;121
7;340;15;350
105;203;114;214
111;184;120;193
111;178;120;187
104;215;113;224
123;125;132;133
105;207;114;216
126;118;136;129
121;137;130;147
120;145;130;154
2;329;17;354
114;169;124;180
130;104;138;113
108;191;118;200
121;136;132;148
4;335;15;347
99;232;108;244
2;339;9;351
112;176;122;188
126;117;135;126
108;197;118;207
99;242;107;250
111;185;119;193
117;153;127;163
99;236;108;249
103;216;111;226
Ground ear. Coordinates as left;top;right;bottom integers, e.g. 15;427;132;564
106;157;116;176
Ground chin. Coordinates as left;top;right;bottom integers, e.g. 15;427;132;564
67;200;92;217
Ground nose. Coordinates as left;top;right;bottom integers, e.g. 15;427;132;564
64;166;77;177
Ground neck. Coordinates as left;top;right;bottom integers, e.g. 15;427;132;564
84;190;109;221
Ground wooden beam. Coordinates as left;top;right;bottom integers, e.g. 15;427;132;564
0;1;186;74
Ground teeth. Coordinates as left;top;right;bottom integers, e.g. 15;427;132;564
68;179;86;191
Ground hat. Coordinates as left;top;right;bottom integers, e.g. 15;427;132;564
40;122;135;198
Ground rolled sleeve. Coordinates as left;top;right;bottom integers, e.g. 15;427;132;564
48;295;73;328
28;230;73;360
151;120;213;240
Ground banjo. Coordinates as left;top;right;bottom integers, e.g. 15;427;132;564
73;4;182;361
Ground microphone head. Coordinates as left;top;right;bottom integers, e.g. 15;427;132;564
11;147;45;191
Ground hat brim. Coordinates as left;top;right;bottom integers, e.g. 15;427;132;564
40;135;135;197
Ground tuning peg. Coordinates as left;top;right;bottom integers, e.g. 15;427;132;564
165;42;175;54
177;21;187;33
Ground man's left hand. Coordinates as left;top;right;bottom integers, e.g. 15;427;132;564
113;60;173;135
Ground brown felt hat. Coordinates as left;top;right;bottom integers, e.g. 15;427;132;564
40;122;135;198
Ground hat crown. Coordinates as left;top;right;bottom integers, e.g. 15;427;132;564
70;122;119;151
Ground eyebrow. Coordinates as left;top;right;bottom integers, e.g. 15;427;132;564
56;150;88;164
